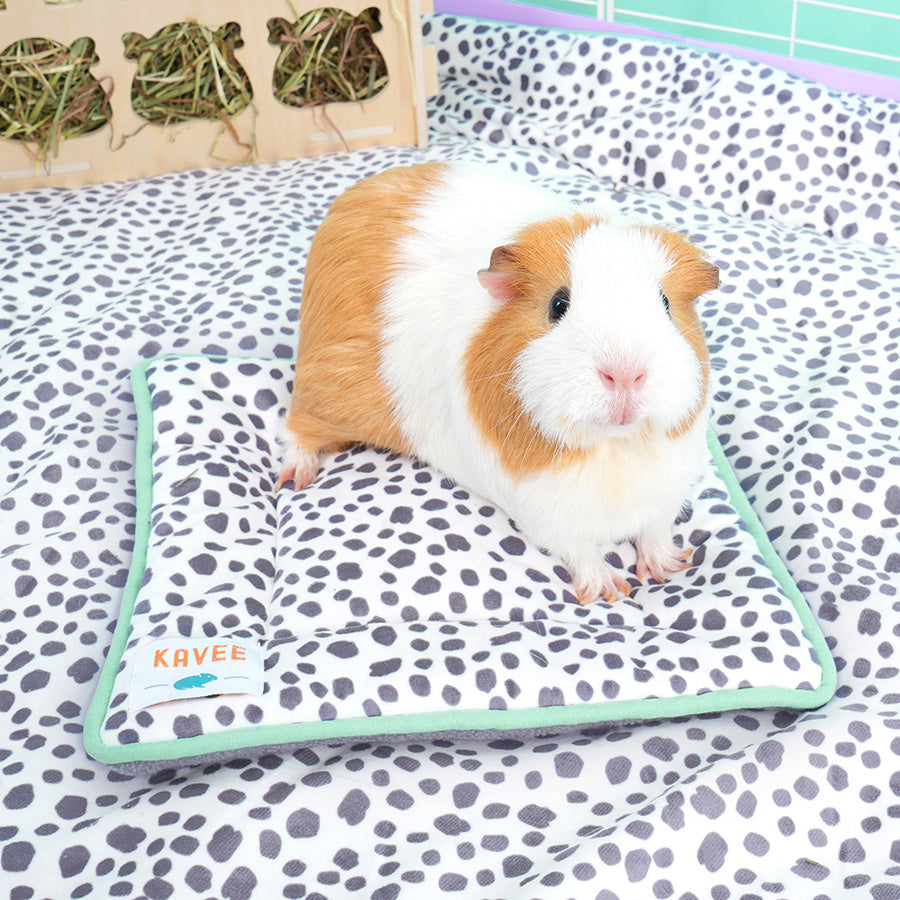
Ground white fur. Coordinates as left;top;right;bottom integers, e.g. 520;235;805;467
377;163;573;488
375;164;711;602
516;222;703;447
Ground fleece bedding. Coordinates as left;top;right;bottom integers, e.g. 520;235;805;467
2;13;899;899
83;355;831;772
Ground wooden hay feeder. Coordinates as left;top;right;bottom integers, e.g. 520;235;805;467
0;0;436;191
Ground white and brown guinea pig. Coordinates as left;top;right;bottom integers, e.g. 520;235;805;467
278;161;719;604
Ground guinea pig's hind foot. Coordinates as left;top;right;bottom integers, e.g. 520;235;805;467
635;535;692;584
275;445;320;491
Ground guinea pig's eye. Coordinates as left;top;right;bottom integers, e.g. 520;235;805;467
660;291;671;315
549;287;570;323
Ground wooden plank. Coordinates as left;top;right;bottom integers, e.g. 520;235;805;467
0;0;436;191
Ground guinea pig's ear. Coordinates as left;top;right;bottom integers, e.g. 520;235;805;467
689;257;719;295
477;245;519;304
652;228;720;300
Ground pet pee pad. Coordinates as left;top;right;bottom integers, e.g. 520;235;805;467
85;355;835;771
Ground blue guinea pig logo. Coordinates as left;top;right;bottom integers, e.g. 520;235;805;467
174;673;218;690
140;641;259;706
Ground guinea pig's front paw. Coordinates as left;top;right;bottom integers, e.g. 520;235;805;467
275;445;320;491
635;535;693;584
571;562;632;606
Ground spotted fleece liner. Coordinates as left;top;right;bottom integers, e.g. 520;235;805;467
2;14;900;900
83;355;833;771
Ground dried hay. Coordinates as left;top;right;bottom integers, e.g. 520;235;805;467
0;5;390;163
0;36;110;163
269;6;388;108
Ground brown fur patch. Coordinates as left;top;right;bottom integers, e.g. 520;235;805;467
464;214;600;478
283;162;450;456
644;226;717;439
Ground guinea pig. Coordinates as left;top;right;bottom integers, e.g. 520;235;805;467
278;161;719;604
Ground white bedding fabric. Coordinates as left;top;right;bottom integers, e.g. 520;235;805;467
88;355;828;772
2;14;899;898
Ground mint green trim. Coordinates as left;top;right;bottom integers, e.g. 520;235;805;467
93;680;828;769
85;355;836;767
84;357;160;764
705;428;837;704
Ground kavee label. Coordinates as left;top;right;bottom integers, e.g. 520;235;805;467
131;637;263;710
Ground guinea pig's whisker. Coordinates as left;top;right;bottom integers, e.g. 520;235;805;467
493;404;525;433
464;368;517;386
549;430;572;461
497;406;532;457
510;408;554;464
525;428;548;461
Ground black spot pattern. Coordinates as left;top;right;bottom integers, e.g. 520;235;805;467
94;356;827;758
1;15;899;897
429;19;899;249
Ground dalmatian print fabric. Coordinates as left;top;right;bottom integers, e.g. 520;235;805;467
1;14;898;898
89;355;828;769
428;16;900;249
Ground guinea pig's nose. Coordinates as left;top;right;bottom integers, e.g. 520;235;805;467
598;368;647;392
599;366;646;426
